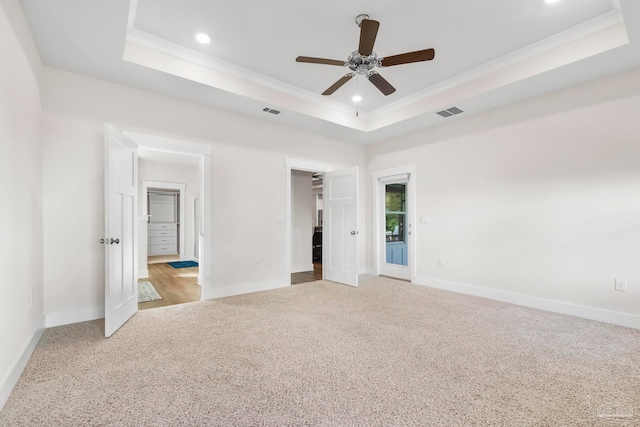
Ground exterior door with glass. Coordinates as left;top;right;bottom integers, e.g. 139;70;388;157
380;177;410;280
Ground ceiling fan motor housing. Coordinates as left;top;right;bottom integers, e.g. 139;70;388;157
347;50;380;75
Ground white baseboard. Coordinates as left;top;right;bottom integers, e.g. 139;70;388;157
291;264;314;274
412;275;640;330
209;278;289;299
138;269;149;279
46;306;104;328
0;316;45;411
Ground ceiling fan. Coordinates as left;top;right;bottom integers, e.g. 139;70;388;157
296;14;435;97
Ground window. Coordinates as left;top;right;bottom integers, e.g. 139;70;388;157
385;183;406;243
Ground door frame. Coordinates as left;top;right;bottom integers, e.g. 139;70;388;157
192;195;201;262
285;158;331;284
372;165;416;281
125;131;213;300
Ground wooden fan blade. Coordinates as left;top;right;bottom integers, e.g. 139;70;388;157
368;72;396;96
380;48;435;67
322;73;354;95
296;56;346;66
358;19;380;56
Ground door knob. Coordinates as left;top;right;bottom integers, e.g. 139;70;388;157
350;231;359;235
110;238;120;245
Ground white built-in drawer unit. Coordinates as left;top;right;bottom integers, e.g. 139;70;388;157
148;222;178;255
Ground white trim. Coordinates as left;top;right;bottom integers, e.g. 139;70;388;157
46;306;104;328
191;195;200;262
142;180;187;260
372;165;416;281
285;158;333;173
125;132;212;156
285;159;332;284
0;316;45;411
138;269;149;279
199;154;212;297
412;275;640;330
210;278;289;299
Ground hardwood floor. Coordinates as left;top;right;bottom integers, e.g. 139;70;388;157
139;260;201;310
291;263;323;285
140;258;320;310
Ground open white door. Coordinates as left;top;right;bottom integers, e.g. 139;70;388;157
104;124;138;337
323;167;359;287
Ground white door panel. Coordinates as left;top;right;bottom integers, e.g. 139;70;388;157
324;167;358;287
105;124;138;337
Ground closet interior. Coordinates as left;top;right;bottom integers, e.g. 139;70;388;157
147;189;180;256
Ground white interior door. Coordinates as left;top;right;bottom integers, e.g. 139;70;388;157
323;167;359;287
104;124;138;337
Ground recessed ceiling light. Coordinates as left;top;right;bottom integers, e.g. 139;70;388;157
352;95;362;103
545;0;560;4
195;32;211;44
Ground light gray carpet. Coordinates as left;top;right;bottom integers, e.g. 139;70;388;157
1;275;639;426
137;280;162;303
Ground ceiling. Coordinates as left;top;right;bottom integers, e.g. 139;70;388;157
18;0;640;144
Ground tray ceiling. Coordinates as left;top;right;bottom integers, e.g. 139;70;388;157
18;0;640;143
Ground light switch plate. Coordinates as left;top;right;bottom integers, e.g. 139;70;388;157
421;216;430;224
276;215;286;224
614;279;627;292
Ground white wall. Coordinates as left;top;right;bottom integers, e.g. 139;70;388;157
0;0;44;408
366;68;640;328
41;67;366;321
291;170;313;273
138;158;200;274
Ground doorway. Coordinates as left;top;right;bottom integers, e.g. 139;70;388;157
105;126;213;336
138;155;201;310
373;166;416;281
286;159;360;288
290;170;323;285
127;130;212;301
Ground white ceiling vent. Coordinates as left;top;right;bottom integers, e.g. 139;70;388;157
262;107;281;115
436;106;464;118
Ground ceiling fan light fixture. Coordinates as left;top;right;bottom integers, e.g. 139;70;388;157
296;14;434;97
195;32;211;44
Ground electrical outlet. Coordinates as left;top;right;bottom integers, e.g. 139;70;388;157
421;216;430;224
614;279;627;292
438;258;445;267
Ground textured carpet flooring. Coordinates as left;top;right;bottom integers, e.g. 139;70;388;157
1;275;639;426
137;280;162;303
